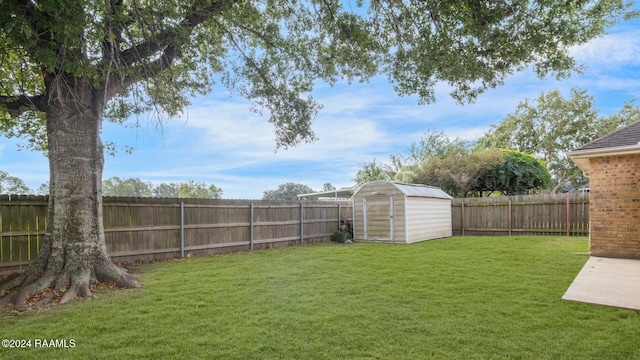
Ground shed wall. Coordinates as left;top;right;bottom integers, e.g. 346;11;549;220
406;197;452;242
589;154;640;259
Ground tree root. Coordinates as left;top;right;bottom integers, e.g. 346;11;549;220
0;257;142;311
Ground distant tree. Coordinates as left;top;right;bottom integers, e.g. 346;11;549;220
102;178;223;198
399;146;550;197
354;159;392;184
322;183;336;191
35;182;49;195
0;171;30;194
263;183;314;201
408;147;504;197
479;88;638;192
177;181;222;199
102;177;153;197
390;130;464;169
598;99;640;135
152;183;180;198
470;150;552;196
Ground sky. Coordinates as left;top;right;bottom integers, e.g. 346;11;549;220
2;9;640;199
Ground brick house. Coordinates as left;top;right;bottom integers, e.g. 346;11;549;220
568;119;640;259
563;120;640;310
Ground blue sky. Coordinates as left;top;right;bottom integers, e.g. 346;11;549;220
2;11;640;199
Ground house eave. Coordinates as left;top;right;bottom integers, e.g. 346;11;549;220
568;145;640;175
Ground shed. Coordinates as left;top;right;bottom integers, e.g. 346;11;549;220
352;181;452;243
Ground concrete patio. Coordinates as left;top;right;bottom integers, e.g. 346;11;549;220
562;256;640;311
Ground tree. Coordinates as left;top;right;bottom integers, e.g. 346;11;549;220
479;88;639;192
102;178;222;198
471;149;552;196
263;183;314;201
353;158;392;184
0;1;632;310
0;171;30;194
398;146;550;197
390;130;466;170
152;183;180;198
102;177;153;197
35;182;49;195
406;147;504;197
177;180;222;199
322;183;336;192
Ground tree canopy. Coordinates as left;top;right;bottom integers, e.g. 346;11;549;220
1;1;633;151
262;182;314;200
353;158;392;184
393;145;550;197
102;177;223;198
479;88;640;192
471;149;551;196
0;170;29;194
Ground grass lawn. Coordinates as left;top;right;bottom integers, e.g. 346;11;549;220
1;236;639;359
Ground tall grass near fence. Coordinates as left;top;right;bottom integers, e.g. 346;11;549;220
0;195;352;272
452;193;589;236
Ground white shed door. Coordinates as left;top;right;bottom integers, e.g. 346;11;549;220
364;196;393;241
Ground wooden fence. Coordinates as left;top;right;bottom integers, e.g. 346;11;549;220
452;193;589;236
1;193;591;272
0;195;353;272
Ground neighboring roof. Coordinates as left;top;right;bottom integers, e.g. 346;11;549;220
297;184;360;200
356;181;453;200
568;120;640;175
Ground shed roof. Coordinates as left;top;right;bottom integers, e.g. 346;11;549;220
357;181;452;199
568;120;640;175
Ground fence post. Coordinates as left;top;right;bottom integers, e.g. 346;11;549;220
300;202;304;245
250;203;254;250
566;197;570;237
508;200;512;236
461;202;465;236
180;201;185;258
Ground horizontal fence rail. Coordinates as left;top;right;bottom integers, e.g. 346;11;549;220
452;193;589;236
0;195;353;272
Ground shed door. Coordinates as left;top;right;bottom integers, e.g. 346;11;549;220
364;196;393;241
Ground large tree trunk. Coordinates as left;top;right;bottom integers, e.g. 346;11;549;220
1;74;141;311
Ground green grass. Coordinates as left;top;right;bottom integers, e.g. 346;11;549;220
1;236;639;359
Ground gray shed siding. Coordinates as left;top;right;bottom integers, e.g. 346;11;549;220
405;197;452;242
353;181;452;243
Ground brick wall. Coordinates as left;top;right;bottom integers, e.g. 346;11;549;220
589;154;640;259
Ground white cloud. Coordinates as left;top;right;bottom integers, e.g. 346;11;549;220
571;29;640;66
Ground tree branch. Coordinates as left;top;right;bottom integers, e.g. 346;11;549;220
103;0;236;99
15;0;44;36
0;94;47;116
117;0;232;69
